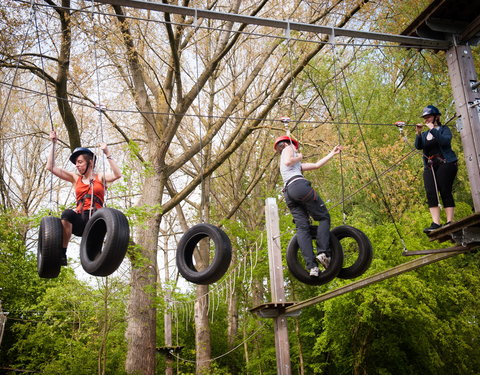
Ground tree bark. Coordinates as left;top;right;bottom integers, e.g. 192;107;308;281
195;284;211;375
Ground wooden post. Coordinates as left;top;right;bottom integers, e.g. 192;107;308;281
265;198;291;375
162;236;174;375
0;301;7;347
446;44;480;211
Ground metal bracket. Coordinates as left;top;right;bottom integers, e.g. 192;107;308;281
470;80;480;92
455;115;463;131
451;227;480;245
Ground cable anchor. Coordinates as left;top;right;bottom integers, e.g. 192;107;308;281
280;116;291;136
394;121;405;133
95;104;107;113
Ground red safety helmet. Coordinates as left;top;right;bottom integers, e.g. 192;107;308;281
274;135;298;151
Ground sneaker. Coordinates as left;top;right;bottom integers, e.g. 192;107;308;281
309;267;319;277
423;222;442;233
316;253;330;269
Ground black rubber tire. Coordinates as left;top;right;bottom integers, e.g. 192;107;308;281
176;223;232;285
286;227;344;286
331;225;373;279
37;216;63;278
80;208;129;277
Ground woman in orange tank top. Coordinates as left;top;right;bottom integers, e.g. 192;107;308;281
46;130;122;265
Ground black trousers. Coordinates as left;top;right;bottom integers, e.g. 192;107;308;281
423;161;457;208
284;179;330;270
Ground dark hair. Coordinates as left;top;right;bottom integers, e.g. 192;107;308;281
275;141;289;152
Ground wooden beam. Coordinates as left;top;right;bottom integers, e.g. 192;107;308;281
460;14;480;42
92;0;450;49
284;249;473;314
402;245;468;256
427;212;480;243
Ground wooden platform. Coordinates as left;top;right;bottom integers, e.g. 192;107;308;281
250;302;297;318
156;346;184;358
426;212;480;244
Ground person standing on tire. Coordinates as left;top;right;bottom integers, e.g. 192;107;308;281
46;130;122;265
415;105;458;233
274;135;342;277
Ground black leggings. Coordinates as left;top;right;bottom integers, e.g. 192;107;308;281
423;161;457;208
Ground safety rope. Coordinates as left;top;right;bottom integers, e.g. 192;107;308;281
32;2;58;212
89;1;108;217
285;20;298;137
0;80;458;129
193;8;205;223
279;22;301;161
330;29;346;224
338;51;407;252
168;322;267;363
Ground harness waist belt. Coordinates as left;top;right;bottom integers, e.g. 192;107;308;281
283;175;306;192
426;154;446;165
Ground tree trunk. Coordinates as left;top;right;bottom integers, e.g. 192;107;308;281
195;284;211;375
227;290;238;349
125;175;162;375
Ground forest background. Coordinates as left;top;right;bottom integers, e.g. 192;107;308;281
1;0;480;374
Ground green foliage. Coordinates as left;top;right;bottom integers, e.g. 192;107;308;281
0;209;128;374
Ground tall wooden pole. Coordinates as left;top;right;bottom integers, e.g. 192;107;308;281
0;301;7;348
265;198;291;375
163;236;174;375
446;44;480;211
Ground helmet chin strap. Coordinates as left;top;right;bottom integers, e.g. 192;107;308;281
81;161;92;178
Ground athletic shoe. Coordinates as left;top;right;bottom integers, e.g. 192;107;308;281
423;222;442;233
309;267;319;277
316;253;330;269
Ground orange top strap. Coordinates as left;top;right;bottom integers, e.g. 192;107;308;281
75;174;105;212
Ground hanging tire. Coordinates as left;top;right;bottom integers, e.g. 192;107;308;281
331;225;373;279
80;208;129;277
286;227;344;286
37;216;63;279
176;223;232;285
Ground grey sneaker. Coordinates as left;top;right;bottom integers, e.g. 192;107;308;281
316;253;330;269
309;266;319;277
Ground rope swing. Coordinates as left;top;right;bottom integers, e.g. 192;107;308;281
77;2;130;277
37;2;129;278
34;2;65;279
175;10;232;285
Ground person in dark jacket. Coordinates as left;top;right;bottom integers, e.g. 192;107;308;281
414;105;458;233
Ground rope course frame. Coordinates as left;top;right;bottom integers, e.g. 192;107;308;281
2;0;479;372
3;1;462;247
30;0;449;49
4;0;456;268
